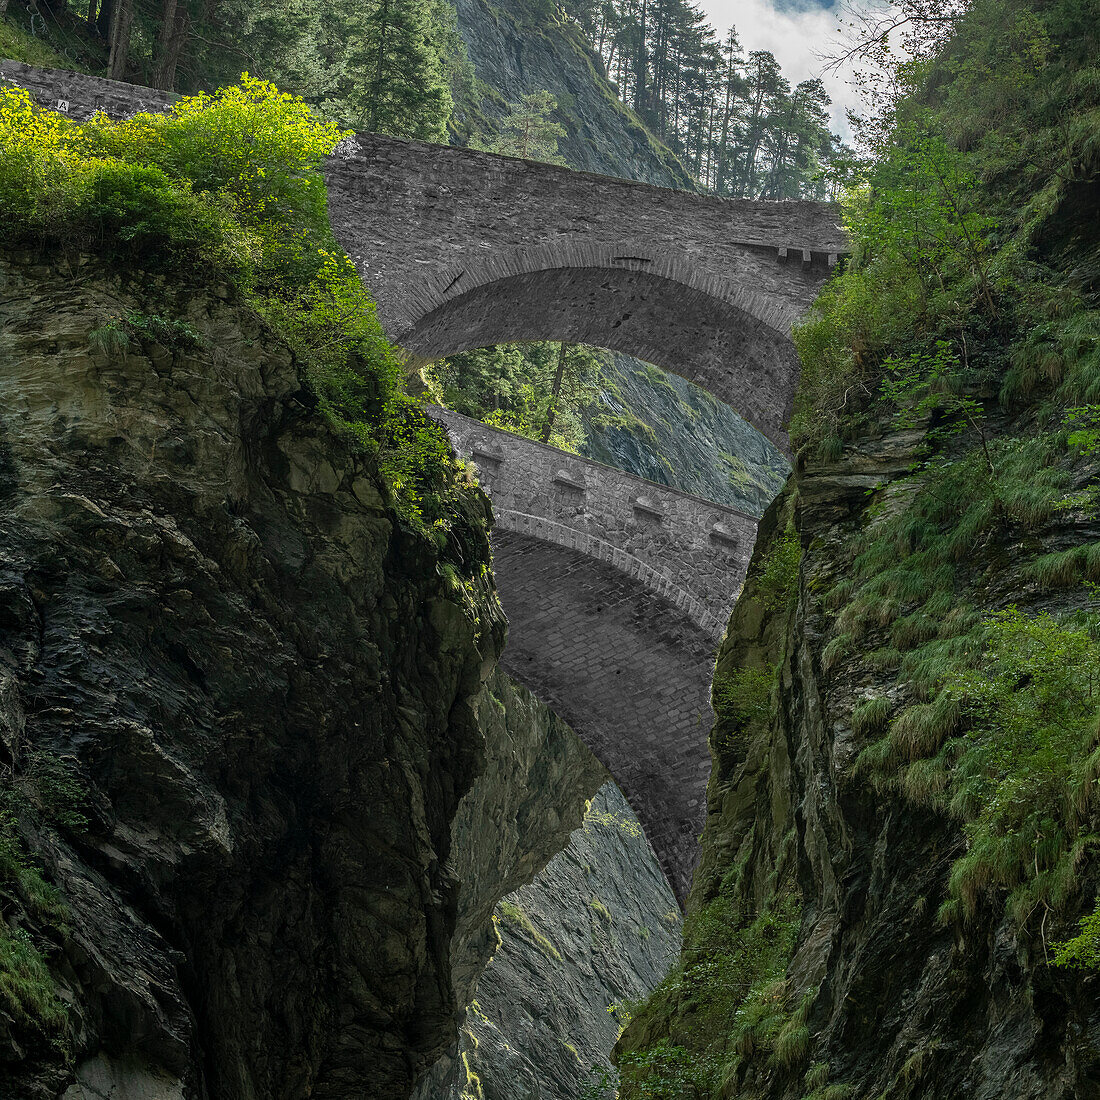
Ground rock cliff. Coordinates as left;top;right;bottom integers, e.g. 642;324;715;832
0;248;614;1099
450;0;690;186
463;782;681;1100
616;415;1100;1098
581;353;788;516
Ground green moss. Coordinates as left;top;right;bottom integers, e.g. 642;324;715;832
756;525;801;613
588;896;613;923
497;900;562;962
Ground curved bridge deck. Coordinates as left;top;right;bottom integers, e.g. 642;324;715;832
433;409;760;897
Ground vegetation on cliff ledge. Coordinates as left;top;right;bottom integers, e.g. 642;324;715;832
790;0;1100;958
0;77;474;531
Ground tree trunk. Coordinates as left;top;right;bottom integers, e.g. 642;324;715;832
367;0;392;132
96;0;112;38
153;0;190;91
107;0;134;80
541;342;568;444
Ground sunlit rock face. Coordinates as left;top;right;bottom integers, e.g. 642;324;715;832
416;782;681;1100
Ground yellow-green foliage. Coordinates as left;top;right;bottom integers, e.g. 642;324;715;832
0;826;69;1038
712;664;774;757
0;81;468;531
850;696;891;739
1053;897;1100;968
584;804;643;838
859;608;1100;933
617;888;802;1097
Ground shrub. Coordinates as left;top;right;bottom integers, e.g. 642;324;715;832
757;526;801;613
1;82;470;532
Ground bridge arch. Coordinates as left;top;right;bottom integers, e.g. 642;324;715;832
323;132;846;454
402;260;799;453
433;408;758;898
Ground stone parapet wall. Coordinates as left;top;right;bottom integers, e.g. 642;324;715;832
431;406;756;639
0;59;177;118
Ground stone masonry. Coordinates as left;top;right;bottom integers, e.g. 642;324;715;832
0;61;839;897
431;407;756;639
432;409;760;898
326;133;844;453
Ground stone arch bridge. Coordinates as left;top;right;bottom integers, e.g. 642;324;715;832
1;61;846;898
432;408;758;896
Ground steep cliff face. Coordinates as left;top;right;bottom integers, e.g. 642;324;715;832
450;0;690;186
422;666;610;1093
427;782;681;1100
617;416;1100;1099
473;782;681;1100
0;248;606;1100
581;354;788;516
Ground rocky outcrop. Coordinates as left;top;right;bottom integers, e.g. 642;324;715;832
426;781;681;1100
617;419;1100;1098
0;248;612;1100
450;0;690;186
442;669;609;1039
581;353;788;516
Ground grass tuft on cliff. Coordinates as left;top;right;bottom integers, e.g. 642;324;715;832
785;0;1100;963
0;78;470;532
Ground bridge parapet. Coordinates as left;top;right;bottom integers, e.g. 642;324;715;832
0;59;177;118
430;406;756;640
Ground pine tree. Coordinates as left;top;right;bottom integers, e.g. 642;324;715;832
333;0;453;139
491;91;567;164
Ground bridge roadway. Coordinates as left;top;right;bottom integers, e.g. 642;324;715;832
0;60;841;898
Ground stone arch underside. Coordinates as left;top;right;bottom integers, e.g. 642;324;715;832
402;265;800;453
323;133;847;455
490;529;716;903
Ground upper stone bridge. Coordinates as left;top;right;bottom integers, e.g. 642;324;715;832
1;61;843;897
327;134;843;454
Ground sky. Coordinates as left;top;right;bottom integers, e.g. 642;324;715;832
692;0;868;139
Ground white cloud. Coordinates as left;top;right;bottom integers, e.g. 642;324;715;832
693;0;869;140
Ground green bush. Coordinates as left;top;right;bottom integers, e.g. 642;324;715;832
1;80;470;532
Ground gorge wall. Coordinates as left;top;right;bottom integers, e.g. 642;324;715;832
446;782;681;1100
0;248;621;1100
450;0;690;186
614;399;1100;1100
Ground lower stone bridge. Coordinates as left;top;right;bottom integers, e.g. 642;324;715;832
1;61;839;897
432;409;758;896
